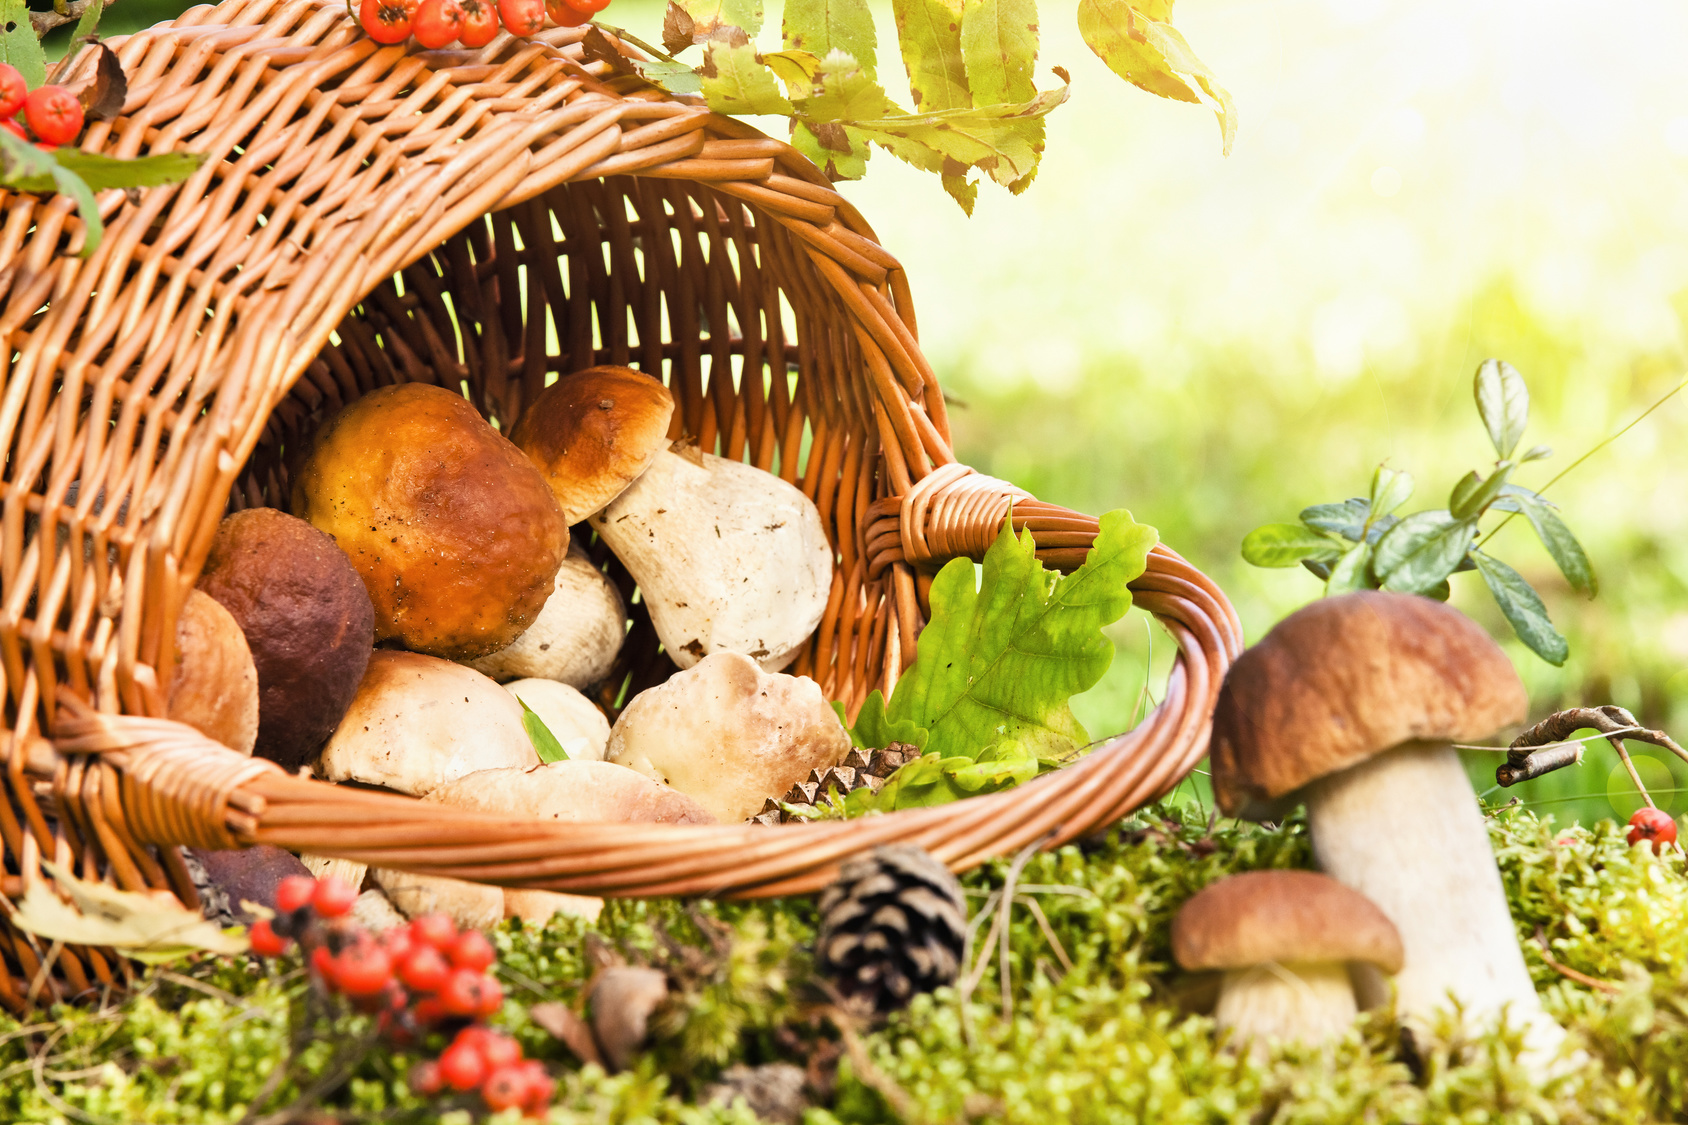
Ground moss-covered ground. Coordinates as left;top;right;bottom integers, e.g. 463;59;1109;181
3;804;1684;1124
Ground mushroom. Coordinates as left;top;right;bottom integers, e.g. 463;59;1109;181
351;889;409;932
423;760;715;826
590;448;832;673
168;589;260;755
509;365;676;526
504;889;605;926
1208;590;1569;1068
605;652;851;822
500;679;612;761
373;868;504;931
314;651;538;797
466;547;626;688
300;854;369;897
187;845;312;924
1171;870;1403;1054
196;508;375;771
291;382;568;660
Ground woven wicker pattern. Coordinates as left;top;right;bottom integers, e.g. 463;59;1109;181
0;0;1242;1006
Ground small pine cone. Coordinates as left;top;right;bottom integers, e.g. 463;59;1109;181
815;844;967;1014
751;746;924;825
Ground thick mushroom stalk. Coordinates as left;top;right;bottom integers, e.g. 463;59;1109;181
1305;740;1566;1061
1214;962;1357;1049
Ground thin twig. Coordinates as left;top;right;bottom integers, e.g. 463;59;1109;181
1013;895;1073;976
997;836;1051;1025
1534;927;1621;995
832;1011;919;1123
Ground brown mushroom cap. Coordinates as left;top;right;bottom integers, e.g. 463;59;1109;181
1208;591;1526;820
290;383;568;660
168;589;260;754
1172;870;1404;974
509;366;675;525
197;508;375;771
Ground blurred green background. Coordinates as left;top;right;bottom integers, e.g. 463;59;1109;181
71;0;1688;826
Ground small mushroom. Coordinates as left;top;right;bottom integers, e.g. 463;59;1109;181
315;651;538;797
351;889;408;932
509;365;676;526
467;547;627;688
373;868;504;931
590;448;832;673
500;679;611;761
504;889;605;926
196;508;375;771
1172;870;1403;1053
300;854;369;897
168;589;260;754
1208;590;1569;1069
187;845;312;924
423;761;715;826
605;652;850;822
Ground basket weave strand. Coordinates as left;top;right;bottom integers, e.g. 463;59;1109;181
0;0;1242;1006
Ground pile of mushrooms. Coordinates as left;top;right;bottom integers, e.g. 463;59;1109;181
181;364;852;932
1206;590;1572;1072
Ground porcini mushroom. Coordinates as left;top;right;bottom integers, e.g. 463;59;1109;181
501;678;612;761
1172;870;1403;1053
373;868;504;931
605;652;850;822
168;589;260;755
466;548;626;689
1208;590;1568;1067
590;448;832;673
315;651;538;797
423;760;715;825
509;365;676;526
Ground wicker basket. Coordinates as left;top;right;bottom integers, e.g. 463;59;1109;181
0;0;1242;1007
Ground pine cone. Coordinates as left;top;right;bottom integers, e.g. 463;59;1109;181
814;843;967;1014
751;744;922;825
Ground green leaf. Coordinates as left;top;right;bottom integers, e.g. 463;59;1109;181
1472;550;1568;665
1077;0;1235;154
783;0;877;78
52;149;206;191
632;55;706;94
1324;541;1374;596
0;0;45;90
1369;466;1414;518
941;171;978;214
1299;499;1369;541
14;861;248;960
517;697;570;763
959;0;1036;107
892;0;970;111
799;49;903;119
844;82;1068;188
849;690;929;751
1240;522;1344;568
791;119;868;179
1474;358;1529;460
763;47;823;88
1448;461;1510;520
669;0;764;42
1136;18;1235;155
1520;443;1553;462
700;41;795;115
1495;486;1597;597
1372;509;1477;595
62;0;106;70
879;509;1155;763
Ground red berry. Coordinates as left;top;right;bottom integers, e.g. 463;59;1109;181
438;1040;487;1091
359;0;413;43
1628;807;1679;853
413;996;447;1027
439;967;496;1016
498;0;544;35
473;1029;523;1070
22;86;80;148
519;1062;555;1117
566;0;609;12
410;914;458;951
312;876;359;919
482;1065;529;1112
412;0;466;47
544;0;591;23
449;930;496;972
248;919;291;957
458;0;500;46
475;974;505;1016
380;925;414;962
0;64;25;118
276;875;317;914
311;944;339;989
333;941;395;997
1;119;24;140
409;1059;444;1096
399;946;451;993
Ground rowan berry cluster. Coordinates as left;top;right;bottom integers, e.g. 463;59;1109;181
248;875;555;1118
0;65;85;149
356;0;611;52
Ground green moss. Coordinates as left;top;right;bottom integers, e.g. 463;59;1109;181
2;806;1682;1123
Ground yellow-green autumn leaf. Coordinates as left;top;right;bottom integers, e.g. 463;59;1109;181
13;861;248;963
1077;0;1235;154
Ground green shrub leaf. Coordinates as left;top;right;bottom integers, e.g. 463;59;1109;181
1369;465;1414;517
1241;522;1344;567
517;697;570;763
1324;541;1373;595
1372;509;1477;595
1472;550;1568;665
1475;358;1529;460
1496;485;1597;597
1448;462;1510;520
1298;499;1369;540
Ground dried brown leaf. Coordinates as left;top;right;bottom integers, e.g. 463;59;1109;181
75;42;127;121
530;1001;605;1068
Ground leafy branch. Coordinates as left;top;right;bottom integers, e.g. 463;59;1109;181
1241;360;1595;665
629;0;1231;211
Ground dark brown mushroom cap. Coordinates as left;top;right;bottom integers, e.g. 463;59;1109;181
197;508;375;772
509;366;675;525
1208;591;1526;820
1171;870;1404;974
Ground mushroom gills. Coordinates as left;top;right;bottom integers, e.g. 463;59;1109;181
1214;962;1357;1051
1305;740;1569;1064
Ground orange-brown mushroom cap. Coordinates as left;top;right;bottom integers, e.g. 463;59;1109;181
1172;870;1404;975
509;366;675;525
1208;591;1526;820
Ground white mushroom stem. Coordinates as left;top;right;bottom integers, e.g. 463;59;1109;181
1305;740;1568;1068
1214;962;1356;1052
